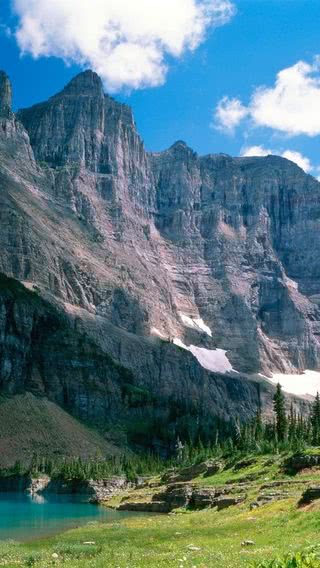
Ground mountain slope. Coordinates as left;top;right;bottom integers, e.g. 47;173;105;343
0;69;317;455
0;393;119;468
15;70;320;376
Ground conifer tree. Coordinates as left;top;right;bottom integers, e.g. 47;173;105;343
288;403;297;444
273;383;287;442
311;392;320;445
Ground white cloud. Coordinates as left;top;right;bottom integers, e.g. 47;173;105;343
215;57;320;137
241;145;312;173
241;145;272;158
12;0;235;91
281;150;311;173
214;96;248;133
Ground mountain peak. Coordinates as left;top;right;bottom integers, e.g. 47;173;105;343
57;70;104;98
168;140;196;154
170;140;189;149
0;70;12;117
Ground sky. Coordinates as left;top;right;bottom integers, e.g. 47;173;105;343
1;0;320;175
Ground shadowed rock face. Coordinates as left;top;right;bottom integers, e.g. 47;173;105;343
0;71;12;118
0;69;316;452
0;272;262;453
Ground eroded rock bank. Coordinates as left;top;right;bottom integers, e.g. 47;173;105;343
0;475;133;503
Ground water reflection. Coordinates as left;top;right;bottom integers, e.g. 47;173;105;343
29;493;47;505
0;492;141;541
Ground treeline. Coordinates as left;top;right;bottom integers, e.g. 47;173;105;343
8;453;168;482
226;383;320;455
4;384;320;481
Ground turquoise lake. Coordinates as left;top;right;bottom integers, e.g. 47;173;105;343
0;492;138;541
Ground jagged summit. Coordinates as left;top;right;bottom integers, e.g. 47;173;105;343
55;69;104;98
17;68;138;171
169;140;193;151
0;70;12;117
171;140;188;148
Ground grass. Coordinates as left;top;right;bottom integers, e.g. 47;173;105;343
0;498;320;567
1;452;320;567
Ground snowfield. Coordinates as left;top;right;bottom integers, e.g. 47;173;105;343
173;338;234;374
179;313;212;337
268;370;320;396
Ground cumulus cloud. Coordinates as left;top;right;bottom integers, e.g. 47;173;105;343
215;57;320;136
241;145;272;158
281;150;312;173
214;96;248;133
11;0;235;91
241;145;312;173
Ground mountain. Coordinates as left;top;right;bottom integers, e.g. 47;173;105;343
0;69;316;464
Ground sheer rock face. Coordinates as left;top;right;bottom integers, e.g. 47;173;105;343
150;148;320;373
18;70;152;210
0;71;12;118
0;69;318;446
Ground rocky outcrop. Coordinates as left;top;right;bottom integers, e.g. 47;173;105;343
118;482;246;513
38;476;131;501
0;473;131;502
298;486;320;506
284;453;320;473
250;491;290;509
162;460;223;483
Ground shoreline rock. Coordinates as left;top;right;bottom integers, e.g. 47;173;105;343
0;474;133;503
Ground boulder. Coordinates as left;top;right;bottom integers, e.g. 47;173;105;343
216;495;246;511
162;460;223;483
299;486;320;506
153;483;193;510
284;454;320;473
189;488;217;509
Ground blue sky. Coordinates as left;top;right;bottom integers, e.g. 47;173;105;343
1;0;320;173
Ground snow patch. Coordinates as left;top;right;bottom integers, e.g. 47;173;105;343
173;338;187;349
285;277;299;291
189;345;233;374
151;327;166;339
173;338;234;374
269;370;320;396
179;313;212;337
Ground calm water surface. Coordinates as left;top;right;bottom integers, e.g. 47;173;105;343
0;492;139;541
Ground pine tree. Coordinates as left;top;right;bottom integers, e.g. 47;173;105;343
311;392;320;446
273;383;287;443
288;403;297;443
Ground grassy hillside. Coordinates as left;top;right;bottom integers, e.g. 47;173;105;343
1;452;320;566
0;393;120;468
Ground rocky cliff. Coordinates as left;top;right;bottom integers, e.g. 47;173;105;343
0;69;316;461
